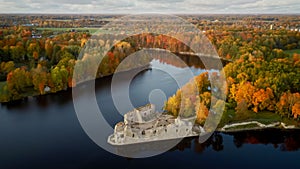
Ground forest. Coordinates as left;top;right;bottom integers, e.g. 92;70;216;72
1;14;300;125
165;25;300;124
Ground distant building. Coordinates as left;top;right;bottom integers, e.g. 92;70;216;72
22;23;38;27
44;86;51;93
31;34;42;39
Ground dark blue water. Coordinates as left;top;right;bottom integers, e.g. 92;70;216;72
0;60;300;169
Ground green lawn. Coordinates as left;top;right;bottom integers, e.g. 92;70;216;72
284;49;300;56
218;109;300;129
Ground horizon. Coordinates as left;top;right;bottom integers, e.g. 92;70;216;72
1;0;300;14
0;13;300;15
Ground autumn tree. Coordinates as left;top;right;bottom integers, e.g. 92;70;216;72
0;61;15;80
276;92;300;118
31;64;48;94
252;87;275;113
292;103;300;119
7;67;32;100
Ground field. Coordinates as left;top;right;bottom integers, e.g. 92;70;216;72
36;27;100;34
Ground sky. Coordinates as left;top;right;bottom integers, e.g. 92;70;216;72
0;0;299;14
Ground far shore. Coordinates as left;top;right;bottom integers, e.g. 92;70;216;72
0;64;151;104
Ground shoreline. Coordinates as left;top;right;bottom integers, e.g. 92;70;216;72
0;51;228;104
108;124;300;146
217;127;300;133
0;64;151;104
215;121;300;133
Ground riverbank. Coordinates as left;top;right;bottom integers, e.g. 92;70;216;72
0;64;151;103
214;109;300;133
216;121;300;133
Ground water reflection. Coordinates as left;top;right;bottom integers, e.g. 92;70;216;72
171;133;224;153
172;129;300;153
231;129;300;152
1;88;74;111
154;52;229;69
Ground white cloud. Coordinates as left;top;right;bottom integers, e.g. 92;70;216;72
0;0;299;13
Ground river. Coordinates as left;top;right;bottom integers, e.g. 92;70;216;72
0;58;300;169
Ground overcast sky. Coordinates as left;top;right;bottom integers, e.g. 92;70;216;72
0;0;299;14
